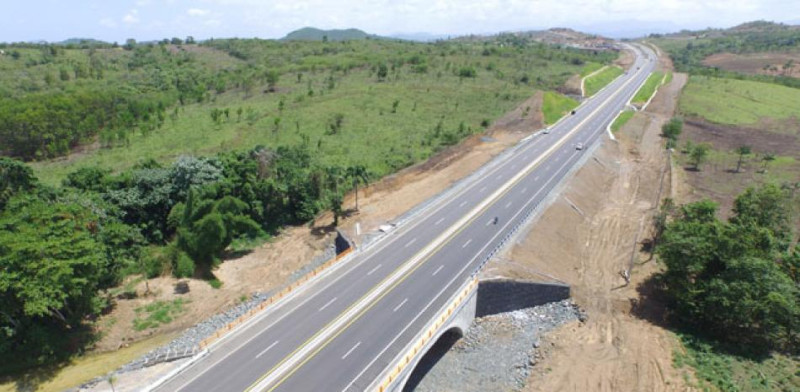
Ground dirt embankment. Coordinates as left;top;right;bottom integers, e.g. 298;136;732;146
92;93;545;353
483;67;696;390
703;52;800;78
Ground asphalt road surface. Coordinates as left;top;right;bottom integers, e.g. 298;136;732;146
155;43;656;392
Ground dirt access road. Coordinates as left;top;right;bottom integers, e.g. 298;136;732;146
486;61;698;390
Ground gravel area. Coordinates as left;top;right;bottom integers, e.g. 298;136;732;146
407;299;584;392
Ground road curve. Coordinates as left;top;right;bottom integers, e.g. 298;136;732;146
154;43;656;392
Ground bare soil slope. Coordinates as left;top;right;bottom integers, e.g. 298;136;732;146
485;71;696;391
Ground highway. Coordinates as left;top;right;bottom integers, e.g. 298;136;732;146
155;43;656;392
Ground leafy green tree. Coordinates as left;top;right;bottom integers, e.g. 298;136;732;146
63;166;110;192
730;184;792;246
172;191;264;269
689;143;711;170
661;117;683;140
0;192;140;367
734;145;751;172
0;157;36;210
656;186;800;351
265;70;280;92
376;63;388;81
328;192;344;226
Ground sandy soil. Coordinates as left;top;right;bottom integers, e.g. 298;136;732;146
92;92;545;353
483;68;697;390
615;48;636;71
703;52;800;78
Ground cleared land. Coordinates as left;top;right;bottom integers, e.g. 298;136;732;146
583;65;623;96
541;91;579;125
702;52;800;78
632;71;665;104
675;75;800;213
679;75;800;125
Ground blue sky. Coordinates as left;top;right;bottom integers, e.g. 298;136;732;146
3;0;800;43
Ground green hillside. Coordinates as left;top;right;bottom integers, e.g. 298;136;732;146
679;75;800;125
282;27;376;41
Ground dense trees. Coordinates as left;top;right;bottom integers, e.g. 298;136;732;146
656;185;799;352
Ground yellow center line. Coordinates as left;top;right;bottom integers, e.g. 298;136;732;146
246;47;652;392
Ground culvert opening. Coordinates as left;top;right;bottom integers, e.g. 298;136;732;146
402;327;463;392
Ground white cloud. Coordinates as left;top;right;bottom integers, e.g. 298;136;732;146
122;9;140;25
188;8;210;17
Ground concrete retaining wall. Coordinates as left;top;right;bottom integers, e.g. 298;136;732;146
476;279;570;317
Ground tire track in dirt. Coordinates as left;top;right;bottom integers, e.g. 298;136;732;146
490;72;697;391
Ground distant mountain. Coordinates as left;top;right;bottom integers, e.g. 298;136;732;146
389;32;450;42
56;38;110;46
282;27;382;41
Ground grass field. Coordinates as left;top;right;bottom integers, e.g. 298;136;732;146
583;65;623;96
541;91;579;125
580;62;605;77
632;71;665;104
0;333;178;392
27;41;604;185
610;110;635;132
674;334;800;392
679;75;800;125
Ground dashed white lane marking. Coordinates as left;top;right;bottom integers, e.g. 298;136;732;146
434;217;445;225
319;297;338;312
521;187;528;193
255;341;280;359
432;265;444;276
534;176;540;181
405;238;417;248
341;342;361;360
367;264;382;276
479;186;487;192
462;239;472;248
505;201;512;209
393;298;408;312
459;200;467;207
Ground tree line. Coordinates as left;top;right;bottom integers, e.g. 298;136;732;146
0;144;368;372
654;185;799;354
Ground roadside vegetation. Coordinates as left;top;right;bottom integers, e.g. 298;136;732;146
649;26;800;389
583;65;623;96
0;35;617;374
610;110;635;132
653;186;800;390
649;21;800;89
541;91;579;125
631;71;665;104
579;62;605;77
133;299;189;331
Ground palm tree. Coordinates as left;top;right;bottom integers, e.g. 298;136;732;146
346;165;369;211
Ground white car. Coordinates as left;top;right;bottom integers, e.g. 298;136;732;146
543;128;550;134
576;143;584;150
